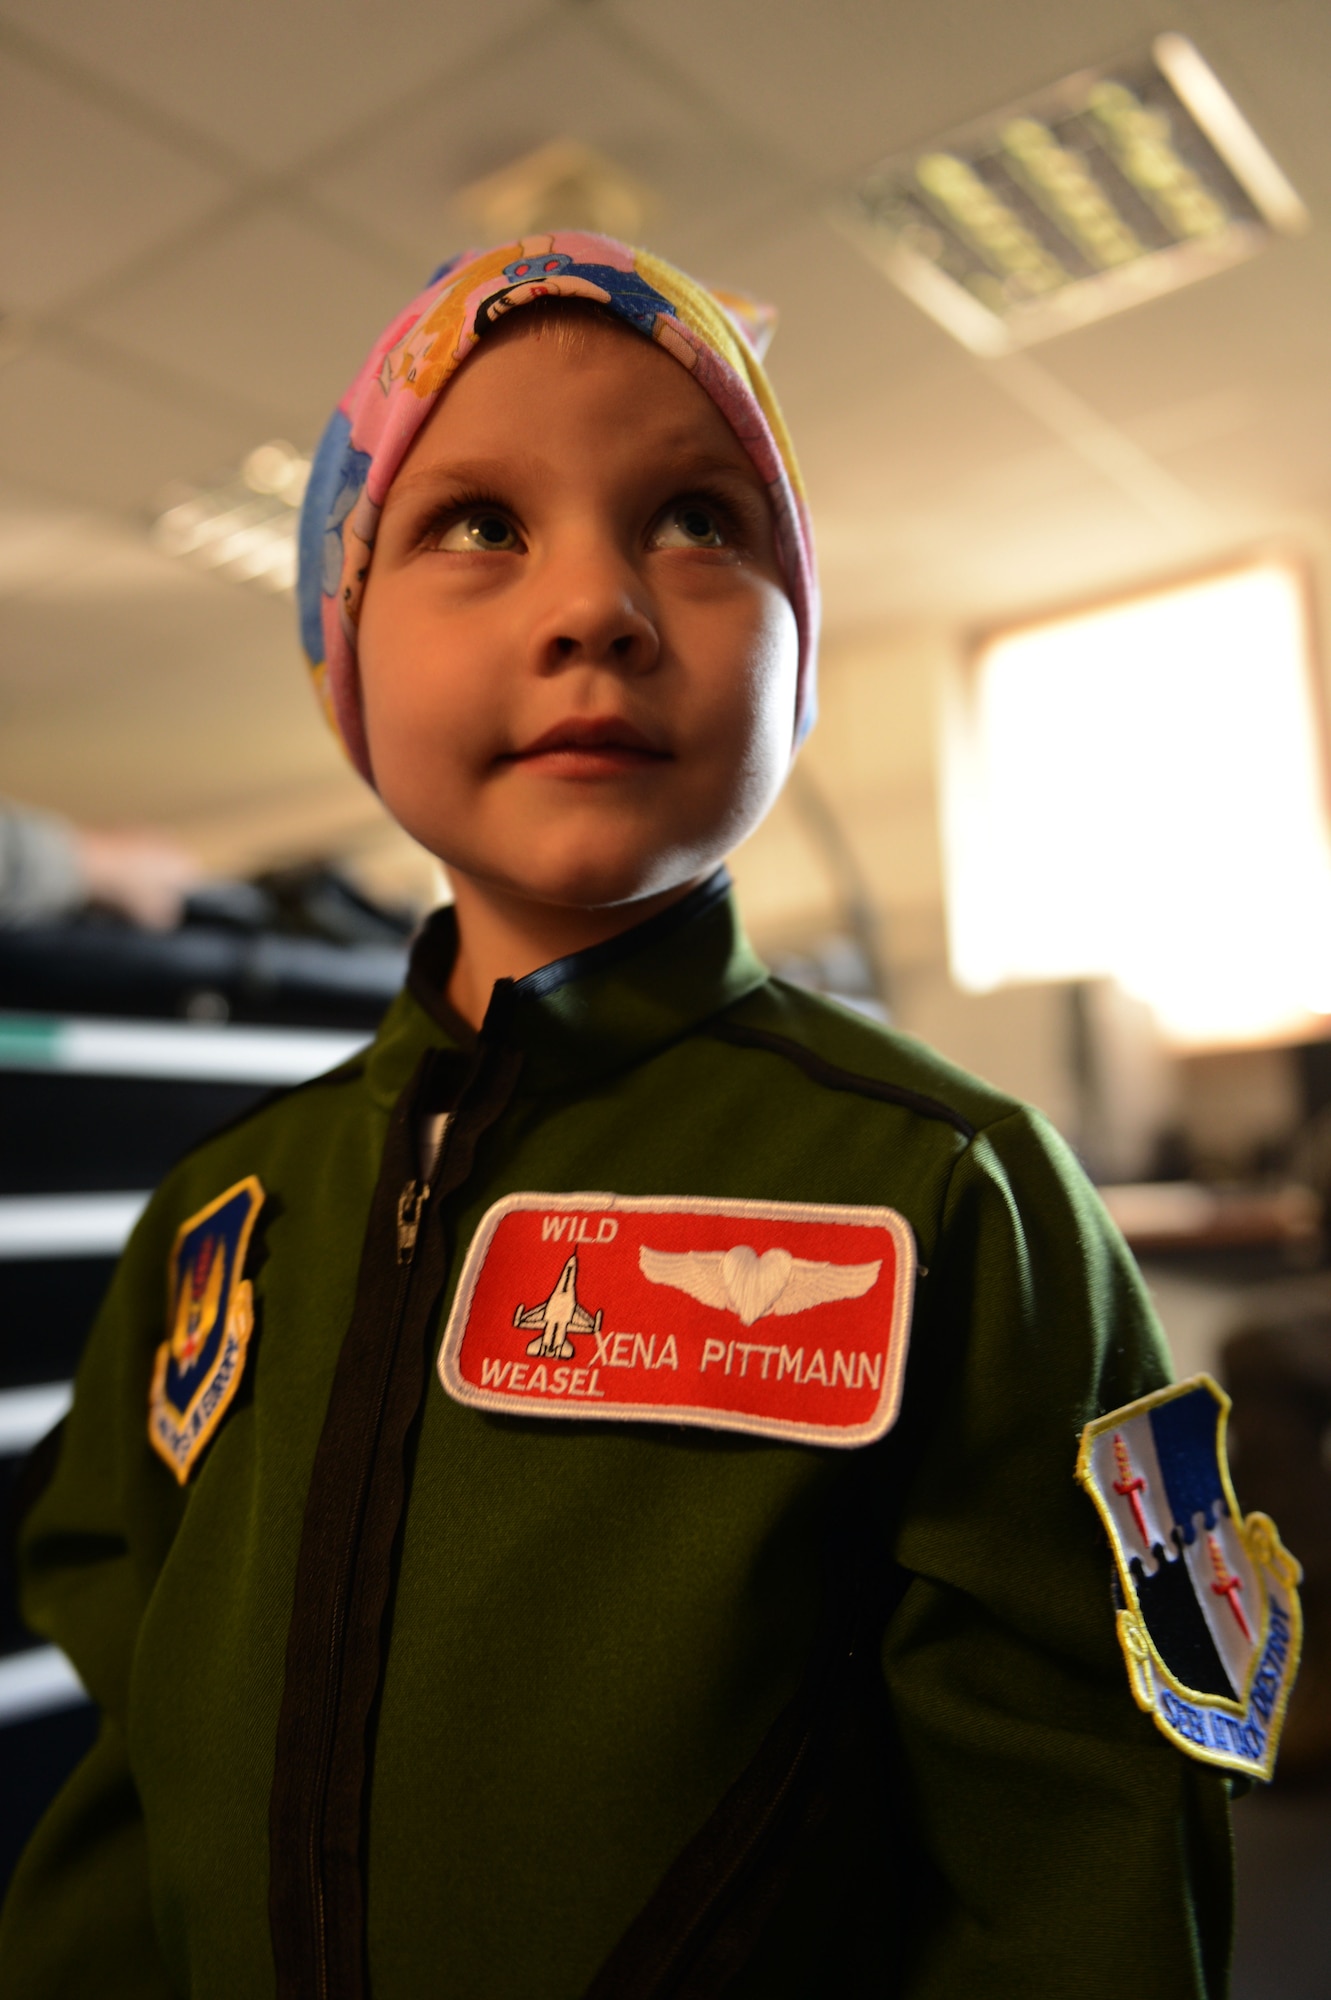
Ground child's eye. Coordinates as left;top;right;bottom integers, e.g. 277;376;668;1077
650;501;730;550
432;510;522;553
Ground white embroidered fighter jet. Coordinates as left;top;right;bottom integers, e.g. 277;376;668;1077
512;1253;604;1359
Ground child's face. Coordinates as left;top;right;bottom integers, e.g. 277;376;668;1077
357;315;799;915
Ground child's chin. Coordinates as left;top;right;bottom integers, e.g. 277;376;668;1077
499;847;707;913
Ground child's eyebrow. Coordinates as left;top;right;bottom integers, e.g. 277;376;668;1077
389;457;535;501
657;450;765;489
388;447;762;506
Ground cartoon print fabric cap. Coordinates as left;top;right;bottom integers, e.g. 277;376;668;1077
296;232;819;784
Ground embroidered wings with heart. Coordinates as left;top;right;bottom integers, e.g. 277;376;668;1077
638;1243;882;1327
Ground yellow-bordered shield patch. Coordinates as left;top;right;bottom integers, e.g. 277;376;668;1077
1078;1374;1302;1781
149;1175;265;1484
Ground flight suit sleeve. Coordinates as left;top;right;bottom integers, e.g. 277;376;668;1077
884;1106;1232;2000
0;1195;184;1995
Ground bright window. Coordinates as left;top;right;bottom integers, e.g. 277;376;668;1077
941;558;1331;1047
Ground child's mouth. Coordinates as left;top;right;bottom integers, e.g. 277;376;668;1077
504;717;673;777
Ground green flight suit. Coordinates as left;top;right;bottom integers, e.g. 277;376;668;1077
0;878;1232;1997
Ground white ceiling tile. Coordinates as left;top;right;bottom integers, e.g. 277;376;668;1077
1;51;230;314
1120;386;1261;460
604;0;1163;180
77;208;415;441
0;491;210;598
308;5;801;278
0;579;338;825
0;347;254;512
816;477;1201;630
1026;233;1331;431
1152;388;1331;521
800;354;1057;521
0;0;551;172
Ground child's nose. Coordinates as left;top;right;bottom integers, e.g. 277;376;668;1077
535;567;660;677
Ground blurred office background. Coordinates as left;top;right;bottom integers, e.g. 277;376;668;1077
2;2;1331;1990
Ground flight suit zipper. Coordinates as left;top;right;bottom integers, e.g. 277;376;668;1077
395;1179;430;1263
307;1166;439;1992
397;1105;454;1263
309;1238;417;1995
308;1121;452;1991
270;1045;521;2000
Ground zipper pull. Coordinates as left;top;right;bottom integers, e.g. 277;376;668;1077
396;1180;430;1265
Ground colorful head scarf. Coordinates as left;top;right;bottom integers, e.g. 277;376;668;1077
297;232;818;782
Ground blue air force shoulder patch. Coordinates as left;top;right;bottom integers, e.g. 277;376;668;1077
1078;1375;1302;1781
149;1176;265;1484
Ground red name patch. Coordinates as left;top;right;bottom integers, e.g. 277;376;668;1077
437;1193;916;1448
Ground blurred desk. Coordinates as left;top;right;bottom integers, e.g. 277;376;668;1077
1099;1180;1321;1257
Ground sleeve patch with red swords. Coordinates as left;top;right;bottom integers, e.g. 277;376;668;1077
1077;1375;1302;1781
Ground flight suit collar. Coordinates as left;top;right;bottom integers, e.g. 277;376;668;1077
363;870;769;1106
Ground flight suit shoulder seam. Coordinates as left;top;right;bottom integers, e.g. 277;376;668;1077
704;1017;979;1140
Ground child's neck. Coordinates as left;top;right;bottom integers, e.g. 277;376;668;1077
443;870;709;1029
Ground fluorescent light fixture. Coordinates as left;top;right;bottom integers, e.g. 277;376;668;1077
941;557;1331;1048
1153;34;1309;237
151;440;310;593
842;36;1308;353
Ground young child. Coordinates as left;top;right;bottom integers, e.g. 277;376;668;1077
0;233;1299;1999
